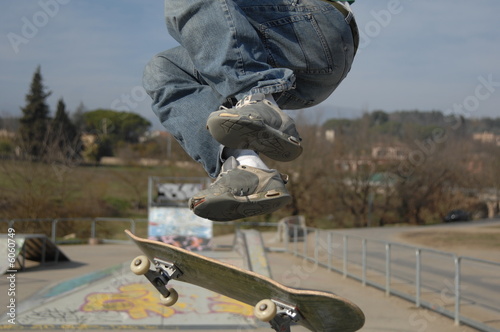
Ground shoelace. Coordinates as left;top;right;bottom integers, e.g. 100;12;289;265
217;95;262;111
235;95;257;108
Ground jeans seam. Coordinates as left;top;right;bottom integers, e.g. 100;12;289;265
220;0;246;76
307;13;334;72
260;26;276;68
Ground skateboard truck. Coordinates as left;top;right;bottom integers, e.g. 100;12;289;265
254;299;302;332
130;255;182;306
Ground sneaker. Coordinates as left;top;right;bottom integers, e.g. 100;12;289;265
207;93;303;162
189;157;292;221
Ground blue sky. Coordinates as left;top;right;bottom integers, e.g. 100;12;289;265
1;0;499;130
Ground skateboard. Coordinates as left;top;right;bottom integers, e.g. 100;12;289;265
126;230;365;332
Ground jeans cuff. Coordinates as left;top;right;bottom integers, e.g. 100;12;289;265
212;144;226;178
236;76;296;100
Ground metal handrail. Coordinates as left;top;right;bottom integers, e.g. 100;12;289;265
283;224;500;332
1;218;148;244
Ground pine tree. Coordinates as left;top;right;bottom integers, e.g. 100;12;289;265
72;101;87;132
51;98;81;159
19;66;51;158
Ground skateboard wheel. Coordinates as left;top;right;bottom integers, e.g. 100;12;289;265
159;288;178;306
130;255;150;275
254;299;277;322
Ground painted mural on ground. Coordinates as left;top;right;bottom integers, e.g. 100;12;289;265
9;276;255;327
81;282;254;319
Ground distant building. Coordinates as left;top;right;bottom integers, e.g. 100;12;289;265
371;144;408;161
329;144;409;173
325;129;335;143
472;131;500;146
139;130;170;143
80;133;97;147
0;129;15;138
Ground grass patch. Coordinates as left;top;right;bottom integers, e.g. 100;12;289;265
485;225;500;230
0;160;206;219
402;230;500;249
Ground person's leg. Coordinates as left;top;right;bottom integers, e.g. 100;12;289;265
143;47;224;178
143;47;291;221
143;47;279;177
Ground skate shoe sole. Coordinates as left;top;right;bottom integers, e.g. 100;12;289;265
189;189;292;221
207;114;303;162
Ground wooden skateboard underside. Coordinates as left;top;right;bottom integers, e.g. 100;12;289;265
126;230;364;332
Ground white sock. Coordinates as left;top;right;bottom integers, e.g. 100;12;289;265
237;153;269;169
223;148;269;170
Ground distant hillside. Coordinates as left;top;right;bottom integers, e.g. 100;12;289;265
323;110;500;140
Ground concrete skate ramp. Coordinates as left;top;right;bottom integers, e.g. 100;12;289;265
235;229;272;278
0;232;270;330
1;234;70;274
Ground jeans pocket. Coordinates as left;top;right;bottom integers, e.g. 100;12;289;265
261;13;341;75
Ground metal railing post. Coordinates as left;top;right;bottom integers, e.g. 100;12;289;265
284;223;289;252
327;232;333;271
362;238;367;286
385;243;391;296
42;236;47;264
314;229;319;264
454;256;461;326
131;219;136;235
293;225;298;256
416;249;421;307
303;228;308;259
51;219;58;243
91;218;96;239
343;235;348;278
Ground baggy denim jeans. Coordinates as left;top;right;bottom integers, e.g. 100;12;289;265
143;0;356;178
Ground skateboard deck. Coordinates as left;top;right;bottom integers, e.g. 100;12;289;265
126;230;364;332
